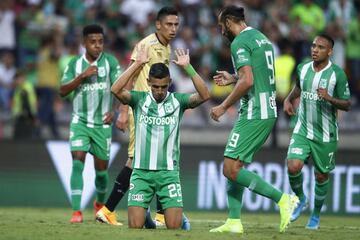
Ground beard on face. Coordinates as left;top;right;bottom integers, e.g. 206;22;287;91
224;27;235;42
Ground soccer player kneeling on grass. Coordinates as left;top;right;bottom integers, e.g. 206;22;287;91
111;45;210;229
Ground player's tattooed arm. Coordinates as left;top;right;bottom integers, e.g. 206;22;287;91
317;89;351;111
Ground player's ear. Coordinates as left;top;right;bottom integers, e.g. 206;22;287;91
328;48;333;57
225;17;231;28
155;20;161;30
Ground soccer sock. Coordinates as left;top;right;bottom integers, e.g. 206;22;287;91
95;170;109;204
70;160;84;211
235;168;283;203
288;171;305;201
156;196;164;214
313;179;329;217
227;180;244;219
105;166;132;211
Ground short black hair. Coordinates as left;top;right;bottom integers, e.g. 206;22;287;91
156;6;178;21
83;24;104;37
149;63;170;79
317;33;334;48
219;5;245;23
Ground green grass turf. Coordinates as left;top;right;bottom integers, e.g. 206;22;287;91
1;208;359;240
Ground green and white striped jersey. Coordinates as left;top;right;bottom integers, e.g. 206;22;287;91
129;91;191;171
231;27;277;120
61;53;121;127
294;60;350;142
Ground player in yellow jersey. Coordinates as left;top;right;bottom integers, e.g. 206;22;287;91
96;7;190;230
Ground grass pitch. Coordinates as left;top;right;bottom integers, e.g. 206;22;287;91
1;208;359;240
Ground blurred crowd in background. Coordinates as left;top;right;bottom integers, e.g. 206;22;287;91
0;0;360;140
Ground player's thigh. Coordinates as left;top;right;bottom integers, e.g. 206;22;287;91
89;127;112;161
156;171;183;209
128;169;155;208
287;134;311;167
69;122;91;153
310;140;337;173
128;206;146;228
128;111;135;158
224;118;275;163
164;207;182;229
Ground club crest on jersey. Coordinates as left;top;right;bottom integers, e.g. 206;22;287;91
156;51;162;58
319;78;327;88
164;102;174;113
98;67;106;77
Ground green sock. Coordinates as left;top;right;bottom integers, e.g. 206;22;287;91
95;170;109;204
236;168;283;203
288;172;305;201
227;180;244;219
313;179;329;217
70;160;84;211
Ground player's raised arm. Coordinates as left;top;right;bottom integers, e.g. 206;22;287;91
172;49;210;108
111;44;149;104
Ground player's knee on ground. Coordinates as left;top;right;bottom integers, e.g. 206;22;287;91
164;208;182;229
287;159;304;175
128;206;146;229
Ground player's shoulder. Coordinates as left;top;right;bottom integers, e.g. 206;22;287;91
330;62;345;73
297;59;312;70
68;55;82;65
172;92;190;101
102;52;117;61
139;33;158;47
330;62;348;79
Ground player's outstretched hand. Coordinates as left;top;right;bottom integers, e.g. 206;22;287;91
172;49;190;67
135;44;149;65
213;70;236;86
103;111;114;124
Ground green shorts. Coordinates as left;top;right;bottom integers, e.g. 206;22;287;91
224;118;276;163
287;134;337;173
128;169;183;209
69;121;112;160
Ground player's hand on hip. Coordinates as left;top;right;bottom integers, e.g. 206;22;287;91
103;111;114;124
172;49;190;67
283;100;295;116
116;113;129;132
82;65;98;78
210;104;226;122
213;70;235;86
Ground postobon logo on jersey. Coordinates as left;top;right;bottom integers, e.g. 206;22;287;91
139;114;176;125
81;82;107;91
302;91;323;101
